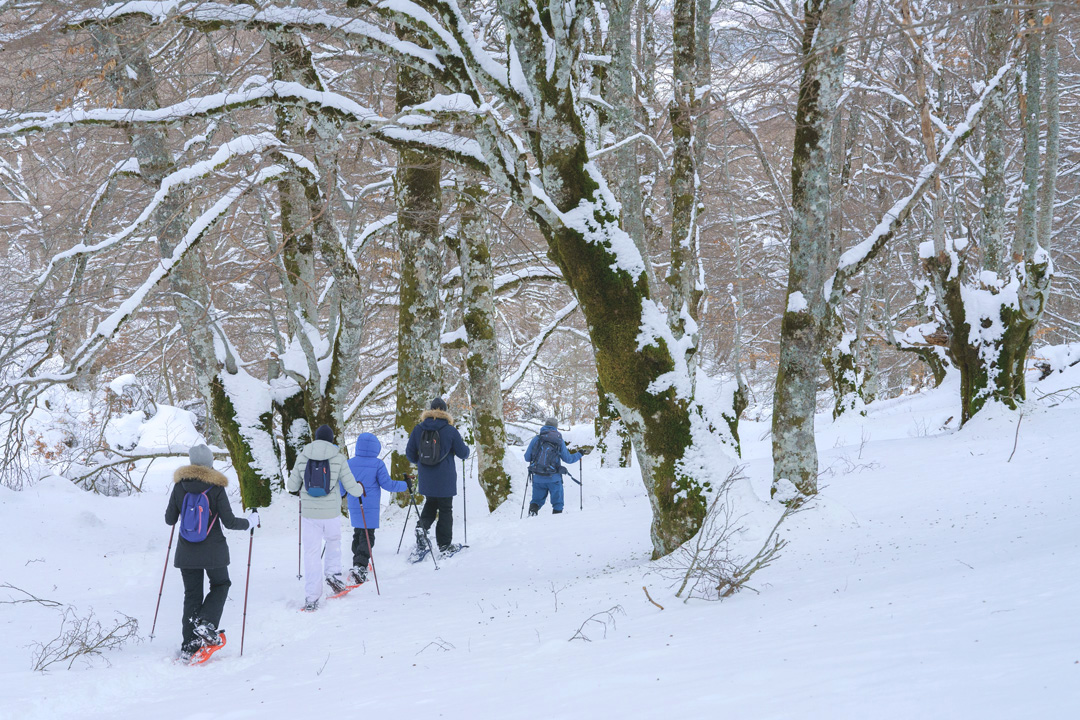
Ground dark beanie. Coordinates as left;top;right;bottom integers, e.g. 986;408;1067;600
430;397;447;411
315;424;335;443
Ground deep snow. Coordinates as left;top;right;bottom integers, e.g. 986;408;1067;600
2;369;1079;719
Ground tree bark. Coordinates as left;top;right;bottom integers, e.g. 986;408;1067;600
771;0;853;500
391;36;445;497
454;180;511;511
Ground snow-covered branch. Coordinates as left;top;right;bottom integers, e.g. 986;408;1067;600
827;60;1014;297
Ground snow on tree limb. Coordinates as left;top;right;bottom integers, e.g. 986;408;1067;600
6;165;285;390
34;133;280;286
500;300;579;393
69;1;446;74
827;61;1014;297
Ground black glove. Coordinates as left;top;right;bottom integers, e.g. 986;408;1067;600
404;476;415;493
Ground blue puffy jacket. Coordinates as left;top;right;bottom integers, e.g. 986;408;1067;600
525;426;582;480
343;433;408;529
405;409;470;497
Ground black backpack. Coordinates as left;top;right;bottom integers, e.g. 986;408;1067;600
417;428;448;466
528;429;562;476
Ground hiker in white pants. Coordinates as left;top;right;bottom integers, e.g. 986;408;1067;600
287;425;364;611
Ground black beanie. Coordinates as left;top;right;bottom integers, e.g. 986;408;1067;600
315;424;335;443
430;397;448;411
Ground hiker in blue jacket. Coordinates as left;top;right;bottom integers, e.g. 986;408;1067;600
405;397;470;553
343;432;411;584
525;417;582;516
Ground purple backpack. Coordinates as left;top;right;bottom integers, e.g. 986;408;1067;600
179;489;216;542
304;458;332;497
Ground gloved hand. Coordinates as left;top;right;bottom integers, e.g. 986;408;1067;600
404;475;415;493
248;510;261;528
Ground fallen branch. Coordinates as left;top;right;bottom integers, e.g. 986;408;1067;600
642;586;664;611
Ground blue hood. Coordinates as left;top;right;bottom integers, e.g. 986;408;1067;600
354;433;382;458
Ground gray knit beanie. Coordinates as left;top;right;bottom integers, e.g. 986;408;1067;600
544;417;558;428
188;444;215;468
430;397;448;411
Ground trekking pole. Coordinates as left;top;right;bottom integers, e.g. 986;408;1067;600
355;500;380;596
149;524;175;640
579;458;583;511
396;475;415;554
520;472;532;519
407;490;439;570
240;518;258;656
296;496;302;579
462;457;467;545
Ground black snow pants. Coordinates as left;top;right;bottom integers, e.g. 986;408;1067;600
418;496;454;549
181;566;231;644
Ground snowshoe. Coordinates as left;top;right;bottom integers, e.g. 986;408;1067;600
439;543;468;558
325;574;348;595
300;599;320;613
189;631;226;665
409;527;434;564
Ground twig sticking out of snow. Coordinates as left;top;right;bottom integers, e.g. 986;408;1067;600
569;606;625;642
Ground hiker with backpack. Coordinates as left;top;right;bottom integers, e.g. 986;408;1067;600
343;432;411;584
405;398;470;555
164;444;258;660
287;424;365;611
524;417;582;516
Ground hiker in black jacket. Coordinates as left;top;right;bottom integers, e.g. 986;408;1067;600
164;444;257;658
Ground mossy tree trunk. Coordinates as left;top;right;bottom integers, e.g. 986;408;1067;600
919;5;1057;424
453;181;511;511
771;0;853;500
391;40;444;502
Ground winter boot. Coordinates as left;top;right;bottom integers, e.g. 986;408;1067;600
180;638;202;661
192;619;221;647
528;503;539;517
301;599;319;613
552;509;562;514
326;574;347;594
348;565;368;585
415;526;428;552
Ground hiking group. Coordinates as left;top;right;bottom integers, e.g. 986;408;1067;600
161;397;580;663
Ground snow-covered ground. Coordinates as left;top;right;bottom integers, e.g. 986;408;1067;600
2;368;1079;719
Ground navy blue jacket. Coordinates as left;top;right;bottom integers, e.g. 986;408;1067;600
525;426;582;480
343;433;407;529
405;409;470;497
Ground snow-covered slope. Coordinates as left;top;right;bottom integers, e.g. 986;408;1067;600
2;370;1078;719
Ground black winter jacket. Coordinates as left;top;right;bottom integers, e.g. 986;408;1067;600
165;464;250;569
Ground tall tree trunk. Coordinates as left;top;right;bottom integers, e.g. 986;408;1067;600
771;0;852;500
454;180;511;511
391;39;444;497
669;0;703;368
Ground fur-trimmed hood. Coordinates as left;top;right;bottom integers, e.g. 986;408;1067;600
173;464;228;487
420;409;454;425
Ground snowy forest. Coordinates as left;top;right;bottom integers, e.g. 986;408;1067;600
1;0;1078;716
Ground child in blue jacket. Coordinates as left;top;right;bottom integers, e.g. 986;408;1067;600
343;433;410;584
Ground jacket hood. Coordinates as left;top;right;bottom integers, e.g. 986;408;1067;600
420;409;453;425
353;433;382;458
302;439;340;461
174;464;228;487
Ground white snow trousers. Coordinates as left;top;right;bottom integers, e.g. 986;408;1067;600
302;517;342;602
